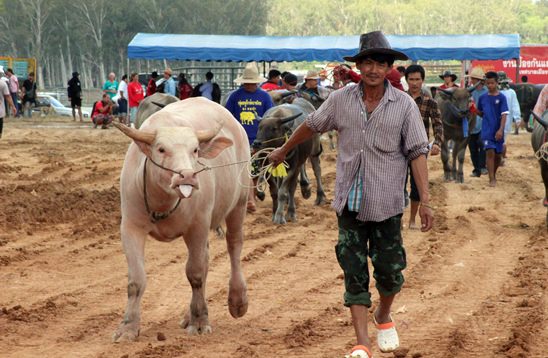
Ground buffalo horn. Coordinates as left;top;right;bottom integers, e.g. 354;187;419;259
151;101;167;108
281;90;297;98
532;111;548;130
113;122;156;144
467;82;479;93
438;88;454;96
195;118;225;143
280;112;303;124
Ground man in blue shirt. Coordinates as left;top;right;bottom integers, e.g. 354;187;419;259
467;67;488;177
476;71;509;187
163;68;176;97
225;62;274;212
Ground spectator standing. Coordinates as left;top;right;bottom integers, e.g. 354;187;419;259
0;66;17;138
103;72;118;101
127;73;144;128
177;73;193;100
299;70;332;100
467;67;488;178
260;69;282;91
282;72;298;91
146;71;159;97
319;69;331;87
225;62;274;213
117;74;129;125
6;68;19;117
192;71;221;103
21;72;37;118
162;68;176;97
67;72;83;122
439;70;459;89
397;66;408;90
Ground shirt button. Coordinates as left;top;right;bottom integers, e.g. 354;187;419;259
360;149;364;152
362;130;365;133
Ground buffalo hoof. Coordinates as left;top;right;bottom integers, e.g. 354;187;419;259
444;173;452;182
228;285;248;318
314;193;327;206
112;322;140;343
273;213;287;225
180;314;212;335
456;174;464;183
287;212;297;222
301;184;312;199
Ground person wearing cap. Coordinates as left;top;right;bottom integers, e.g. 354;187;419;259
467;67;488;178
146;71;159;97
5;68;19;117
0;66;17;138
299;70;332;102
162;68;176;97
260;69;282;91
102;72;118;101
67;71;83;122
225;62;274;213
282;72;298;91
268;31;433;357
439;70;459;89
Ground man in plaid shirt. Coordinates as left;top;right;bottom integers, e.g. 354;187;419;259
268;31;434;357
405;64;444;229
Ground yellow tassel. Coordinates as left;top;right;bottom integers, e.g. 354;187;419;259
268;163;288;178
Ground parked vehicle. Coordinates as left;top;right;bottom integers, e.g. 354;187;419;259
35;94;91;118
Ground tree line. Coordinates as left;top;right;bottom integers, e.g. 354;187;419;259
0;0;545;89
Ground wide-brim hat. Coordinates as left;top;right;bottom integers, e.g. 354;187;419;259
151;71;159;78
439;70;457;81
234;62;266;84
343;31;408;62
304;70;320;80
466;67;485;80
72;71;79;77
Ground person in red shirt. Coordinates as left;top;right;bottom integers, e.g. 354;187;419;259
177;73;193;100
146;71;158;97
260;69;282;91
128;72;144;128
91;94;114;129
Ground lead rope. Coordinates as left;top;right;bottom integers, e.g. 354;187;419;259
143;158;182;223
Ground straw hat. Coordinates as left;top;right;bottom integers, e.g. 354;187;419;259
234;62;266;84
343;31;408;62
304;70;320;80
467;67;485;80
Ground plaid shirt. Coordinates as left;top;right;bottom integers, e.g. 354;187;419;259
411;92;444;146
306;81;429;222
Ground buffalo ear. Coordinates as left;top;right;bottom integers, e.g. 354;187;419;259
532;111;548;130
199;136;233;159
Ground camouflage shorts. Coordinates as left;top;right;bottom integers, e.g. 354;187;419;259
335;207;406;307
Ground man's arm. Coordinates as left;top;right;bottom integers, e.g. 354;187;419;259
410;155;433;232
4;94;16;116
268;122;315;166
429;99;443;155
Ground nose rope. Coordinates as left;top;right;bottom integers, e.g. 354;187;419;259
143;158;182;223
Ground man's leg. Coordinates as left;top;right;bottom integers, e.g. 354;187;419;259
77;106;83;122
486;149;496;186
468;133;480;176
336;207;372;352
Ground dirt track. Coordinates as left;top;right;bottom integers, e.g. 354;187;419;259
0;117;546;358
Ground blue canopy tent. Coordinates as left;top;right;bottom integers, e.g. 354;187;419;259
128;33;520;62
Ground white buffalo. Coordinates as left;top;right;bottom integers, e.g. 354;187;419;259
112;98;249;342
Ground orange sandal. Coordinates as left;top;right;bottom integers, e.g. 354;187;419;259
346;345;372;358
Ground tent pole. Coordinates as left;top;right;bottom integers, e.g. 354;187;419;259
515;57;520;83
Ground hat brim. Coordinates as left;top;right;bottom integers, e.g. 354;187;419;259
234;76;266;84
439;74;458;81
343;48;408;62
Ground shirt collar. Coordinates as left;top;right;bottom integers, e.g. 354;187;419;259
356;79;396;102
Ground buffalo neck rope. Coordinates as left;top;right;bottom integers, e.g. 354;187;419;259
143;158;182;223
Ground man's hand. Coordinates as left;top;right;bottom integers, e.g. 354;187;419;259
267;147;287;167
430;143;440;156
10;105;16;116
495;129;503;141
419;204;434;232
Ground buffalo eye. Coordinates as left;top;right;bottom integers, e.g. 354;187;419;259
158;147;165;153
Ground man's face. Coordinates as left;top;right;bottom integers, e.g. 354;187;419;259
28;74;34;81
243;83;258;92
357;58;391;87
406;72;423;93
443;75;452;85
485;78;498;92
164;71;170;79
108;73;115;81
305;78;318;89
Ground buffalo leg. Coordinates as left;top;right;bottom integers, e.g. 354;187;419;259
287;172;300;222
267;176;279;219
113;222;147;342
273;168;298;224
310;152;326;205
299;164;312;199
456;139;468;183
224;201;248;318
441;141;452;181
181;225;211;334
451;140;459;181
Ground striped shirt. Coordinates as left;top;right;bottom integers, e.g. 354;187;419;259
306;81;429;222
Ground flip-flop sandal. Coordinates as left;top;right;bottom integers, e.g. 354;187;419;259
373;314;399;353
345;345;372;358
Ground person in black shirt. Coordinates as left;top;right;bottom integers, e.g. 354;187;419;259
67;72;83;122
22;72;37;118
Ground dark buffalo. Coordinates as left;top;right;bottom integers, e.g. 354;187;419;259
436;87;476;183
135;93;179;129
510;83;544;132
531;111;548;226
253;99;326;224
